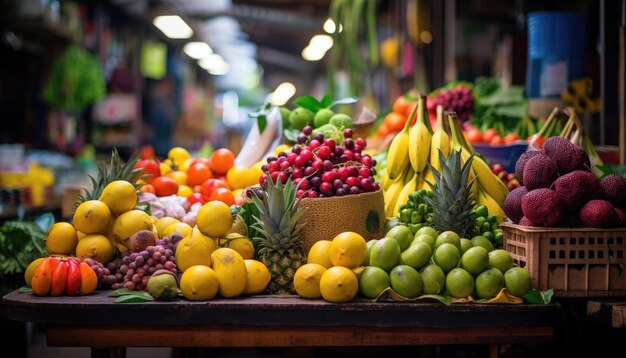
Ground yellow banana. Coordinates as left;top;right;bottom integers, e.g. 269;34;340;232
385;104;417;180
393;173;420;217
476;185;505;222
381;170;392;190
384;167;413;217
408;95;432;174
417;166;435;192
429;128;450;171
470;154;509;206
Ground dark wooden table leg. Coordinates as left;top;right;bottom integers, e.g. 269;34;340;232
91;347;125;358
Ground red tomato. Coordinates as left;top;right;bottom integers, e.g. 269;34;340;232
152;176;179;197
187;192;206;206
209;187;235;206
490;135;505;146
192;158;211;167
392;96;412;116
527;134;546;149
139;183;156;194
234;195;244;206
200;178;228;201
504;133;520;144
187;162;213;187
483;129;499;143
209;149;235;175
405;101;419;118
135;159;161;183
139;145;155;160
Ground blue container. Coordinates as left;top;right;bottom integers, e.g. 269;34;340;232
473;142;529;173
526;12;586;99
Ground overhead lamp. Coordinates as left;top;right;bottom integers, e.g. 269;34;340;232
153;15;193;39
270;82;296;106
323;18;343;34
301;46;325;61
183;42;213;59
198;54;225;70
309;34;333;52
208;62;230;76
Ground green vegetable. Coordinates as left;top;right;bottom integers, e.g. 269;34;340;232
0;218;48;276
109;288;155;303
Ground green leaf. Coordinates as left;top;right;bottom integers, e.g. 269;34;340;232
109;288;144;297
522;288;553;304
294;95;324;113
19;286;33;293
283;129;301;143
258;115;267;133
331;96;359;107
320;94;332;107
114;294;155;303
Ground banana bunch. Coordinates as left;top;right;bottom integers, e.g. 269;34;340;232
383;97;509;218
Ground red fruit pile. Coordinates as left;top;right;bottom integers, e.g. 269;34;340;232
491;163;521;191
258;127;380;198
427;86;474;122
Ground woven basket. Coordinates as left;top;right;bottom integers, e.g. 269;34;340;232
297;189;385;253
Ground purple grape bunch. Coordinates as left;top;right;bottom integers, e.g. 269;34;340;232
428;86;474;122
112;244;179;291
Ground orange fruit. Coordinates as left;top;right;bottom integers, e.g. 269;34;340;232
187;162;213;187
209;149;235;175
376;123;391;137
383;112;407;132
208;187;235;206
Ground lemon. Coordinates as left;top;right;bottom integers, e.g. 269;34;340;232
77;231;87;240
250;162;265;185
243;259;271;295
73;200;112;234
294;263;327;299
162;222;193;238
168;147;191;167
227;238;255;259
98;180;137;216
180;265;220;300
211;248;247;297
177;184;193;197
76;234;114;264
307;240;333;268
112;209;153;241
319;266;358;302
24;258;45;286
329;232;367;269
167;171;188;186
159;162;172;176
45;222;78;255
155;217;180;237
175;227;217;272
178;158;193;173
226;166;251;190
197;201;233;238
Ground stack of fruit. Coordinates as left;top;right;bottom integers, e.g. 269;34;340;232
383;95;509;220
294;227;532;302
491;163;521;191
504;136;626;227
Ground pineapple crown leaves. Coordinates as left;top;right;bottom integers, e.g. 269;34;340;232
250;177;305;256
424;148;477;237
74;148;144;211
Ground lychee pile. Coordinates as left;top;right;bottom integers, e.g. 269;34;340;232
503;137;626;228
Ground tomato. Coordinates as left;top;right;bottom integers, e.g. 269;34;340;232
192;158;211;167
187;162;213;187
208;187;236;206
187;192;206;206
135;159;161;183
527;133;546;149
392;96;412;115
482;129;499;143
209;149;235;175
504;133;520;144
464;128;484;144
152;176;179;197
383;112;407;132
200;178;228;200
376;123;391;137
234;195;244;206
405;101;419;118
490;135;505;146
139;145;155;160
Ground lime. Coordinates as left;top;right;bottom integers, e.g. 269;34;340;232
279;107;292;129
488;249;514;274
460;246;489;275
400;242;432;270
420;263;445;294
314;108;334;128
358;266;390;299
369;238;401;272
390;265;422;298
289;107;314;130
329;113;353;129
362;239;377;266
475;268;505;299
416;226;438;240
460;238;473;255
474;205;488;218
386;225;413;251
433;243;460;273
471;236;494;252
412;234;436;250
435;231;461;252
445;268;475;298
504;267;532;297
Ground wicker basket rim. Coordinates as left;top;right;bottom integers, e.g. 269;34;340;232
500;222;626;233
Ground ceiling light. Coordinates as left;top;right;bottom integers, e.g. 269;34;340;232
270;82;296;106
208;61;230;76
198;54;225;70
153;15;193;39
310;34;333;52
183;42;213;59
323;18;343;34
301;46;325;61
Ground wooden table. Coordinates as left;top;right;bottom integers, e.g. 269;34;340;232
3;290;558;357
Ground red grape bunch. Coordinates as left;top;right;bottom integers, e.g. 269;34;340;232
428;86;474;122
112;245;178;291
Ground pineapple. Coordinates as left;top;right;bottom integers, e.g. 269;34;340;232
424;148;476;238
74;148;143;212
251;178;306;294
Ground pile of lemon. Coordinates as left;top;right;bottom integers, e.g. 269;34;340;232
294;232;367;303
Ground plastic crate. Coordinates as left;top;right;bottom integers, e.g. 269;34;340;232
501;222;626;297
